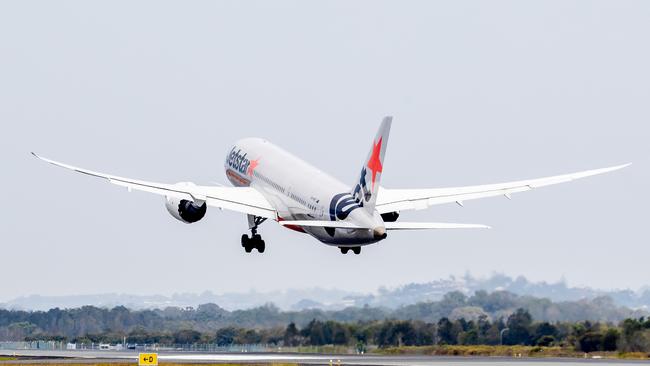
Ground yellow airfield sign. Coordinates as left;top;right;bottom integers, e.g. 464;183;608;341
138;353;158;366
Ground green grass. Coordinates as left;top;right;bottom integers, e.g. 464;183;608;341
374;345;650;359
291;345;356;354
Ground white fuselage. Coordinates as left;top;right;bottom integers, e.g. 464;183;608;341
224;138;385;246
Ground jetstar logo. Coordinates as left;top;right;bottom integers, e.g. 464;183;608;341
327;192;362;236
329;193;361;222
227;147;258;177
352;167;371;206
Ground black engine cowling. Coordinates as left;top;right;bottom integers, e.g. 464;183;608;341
165;183;207;224
166;197;207;223
381;211;400;222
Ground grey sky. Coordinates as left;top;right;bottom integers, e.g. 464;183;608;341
1;1;648;302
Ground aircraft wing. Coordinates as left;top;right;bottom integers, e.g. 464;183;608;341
32;153;277;219
375;164;630;214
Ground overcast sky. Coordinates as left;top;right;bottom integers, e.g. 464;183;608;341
1;1;648;302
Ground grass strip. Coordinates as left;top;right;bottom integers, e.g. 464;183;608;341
375;345;650;359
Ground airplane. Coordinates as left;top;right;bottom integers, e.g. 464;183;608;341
33;117;629;255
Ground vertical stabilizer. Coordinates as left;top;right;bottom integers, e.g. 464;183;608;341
351;116;392;213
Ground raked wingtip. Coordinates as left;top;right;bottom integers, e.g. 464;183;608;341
612;162;632;170
31;152;47;162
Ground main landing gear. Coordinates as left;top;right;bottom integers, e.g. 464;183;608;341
242;215;266;253
340;247;361;255
241;234;265;253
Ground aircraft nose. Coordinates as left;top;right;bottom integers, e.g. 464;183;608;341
373;226;387;240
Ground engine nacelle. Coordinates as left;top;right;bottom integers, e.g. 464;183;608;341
165;183;207;224
381;211;400;222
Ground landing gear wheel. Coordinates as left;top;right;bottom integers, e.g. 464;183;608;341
257;240;266;253
352;247;361;255
241;234;254;253
340;247;350;254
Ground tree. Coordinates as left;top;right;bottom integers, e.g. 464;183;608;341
173;329;201;344
536;335;555;347
437;318;456;345
8;322;38;341
619;325;650;353
376;321;418;347
602;328;619;352
215;327;238;346
237;329;261;344
483;320;502;345
505;309;532;345
392;321;417;346
578;332;603;353
458;329;479;345
532;322;557;345
127;327;153;344
283;323;300;347
376;321;395;347
303;320;326;346
330;322;350;345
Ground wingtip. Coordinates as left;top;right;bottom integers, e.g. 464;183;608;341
585;162;632;176
463;224;491;229
608;163;632;172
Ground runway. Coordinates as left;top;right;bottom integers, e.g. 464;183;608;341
1;350;649;365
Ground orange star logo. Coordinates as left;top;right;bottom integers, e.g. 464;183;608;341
366;137;383;190
247;158;260;177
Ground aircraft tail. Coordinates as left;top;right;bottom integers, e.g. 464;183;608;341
351;116;392;213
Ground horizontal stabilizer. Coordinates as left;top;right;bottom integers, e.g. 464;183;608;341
278;220;490;230
279;220;368;229
385;222;490;230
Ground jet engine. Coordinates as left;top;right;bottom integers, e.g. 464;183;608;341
381;211;400;222
165;183;207;224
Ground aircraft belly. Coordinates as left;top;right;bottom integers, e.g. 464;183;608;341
304;226;382;246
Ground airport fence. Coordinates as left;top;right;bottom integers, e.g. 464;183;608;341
0;341;65;351
0;341;274;353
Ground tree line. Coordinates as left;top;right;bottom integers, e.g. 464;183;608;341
1;290;646;349
11;310;650;354
1;290;644;342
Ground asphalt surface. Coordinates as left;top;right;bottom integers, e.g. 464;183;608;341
1;350;650;365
